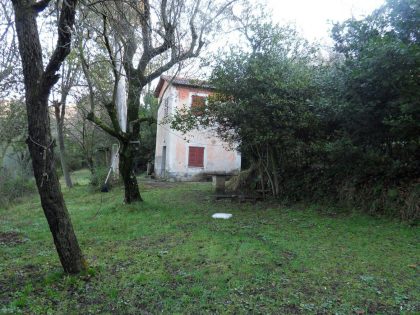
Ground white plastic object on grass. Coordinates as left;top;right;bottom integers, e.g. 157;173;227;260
212;213;232;219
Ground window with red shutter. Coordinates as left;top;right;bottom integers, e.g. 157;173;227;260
191;95;206;116
188;146;204;167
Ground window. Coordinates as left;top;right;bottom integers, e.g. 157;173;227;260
191;95;206;116
188;146;204;167
163;98;169;117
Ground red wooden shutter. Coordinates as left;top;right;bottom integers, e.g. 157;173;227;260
191;95;205;115
188;146;204;167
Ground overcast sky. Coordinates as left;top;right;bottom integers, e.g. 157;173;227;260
266;0;385;44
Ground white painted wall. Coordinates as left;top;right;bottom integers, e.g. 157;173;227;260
154;82;241;180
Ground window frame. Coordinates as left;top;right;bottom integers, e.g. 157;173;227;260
163;98;170;117
189;93;207;116
188;146;205;168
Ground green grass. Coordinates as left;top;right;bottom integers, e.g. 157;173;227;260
1;169;419;314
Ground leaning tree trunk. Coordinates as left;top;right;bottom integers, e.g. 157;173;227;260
54;102;73;188
12;0;85;274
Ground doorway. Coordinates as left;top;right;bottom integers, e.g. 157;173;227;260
161;146;166;176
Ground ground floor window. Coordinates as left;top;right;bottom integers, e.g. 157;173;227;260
188;146;204;167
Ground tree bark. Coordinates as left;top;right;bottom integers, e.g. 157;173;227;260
54;101;73;188
87;155;95;175
118;77;143;203
120;141;142;203
81;117;95;175
12;0;86;274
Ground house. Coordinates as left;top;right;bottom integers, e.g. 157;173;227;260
154;75;241;180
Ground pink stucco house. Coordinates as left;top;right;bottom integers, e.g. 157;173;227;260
154;75;241;180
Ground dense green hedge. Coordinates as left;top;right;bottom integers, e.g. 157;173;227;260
172;0;419;221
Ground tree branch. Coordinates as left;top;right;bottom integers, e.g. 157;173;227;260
40;0;78;96
104;101;122;134
32;0;52;13
86;111;124;141
132;117;156;125
101;14;118;81
137;0;174;75
77;41;95;113
144;48;201;84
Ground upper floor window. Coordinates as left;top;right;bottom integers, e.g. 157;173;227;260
163;98;169;117
191;95;206;116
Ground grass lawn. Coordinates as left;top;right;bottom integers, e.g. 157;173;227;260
0;169;419;314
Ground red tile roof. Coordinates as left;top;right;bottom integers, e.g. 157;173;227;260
154;75;214;98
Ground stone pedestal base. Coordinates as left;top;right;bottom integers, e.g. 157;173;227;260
212;175;226;194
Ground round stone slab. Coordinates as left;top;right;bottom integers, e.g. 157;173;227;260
212;213;233;219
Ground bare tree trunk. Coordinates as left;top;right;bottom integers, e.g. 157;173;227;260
82;118;95;175
54;101;73;188
12;0;86;274
118;78;143;203
120;141;142;203
84;0;212;204
269;146;280;197
87;155;95;175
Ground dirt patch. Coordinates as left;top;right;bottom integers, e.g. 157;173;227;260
0;264;42;306
0;231;26;245
129;234;186;251
282;250;297;260
280;304;302;314
141;180;178;189
129;235;171;250
366;301;399;314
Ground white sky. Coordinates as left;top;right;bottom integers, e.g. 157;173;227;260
265;0;385;44
202;0;386;67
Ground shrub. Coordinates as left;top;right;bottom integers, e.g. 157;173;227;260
89;167;119;191
0;170;37;207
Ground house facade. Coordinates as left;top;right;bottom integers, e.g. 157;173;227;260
154;76;241;180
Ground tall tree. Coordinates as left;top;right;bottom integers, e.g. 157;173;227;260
12;0;86;273
52;53;81;188
331;0;420;174
0;0;21;98
82;0;237;203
